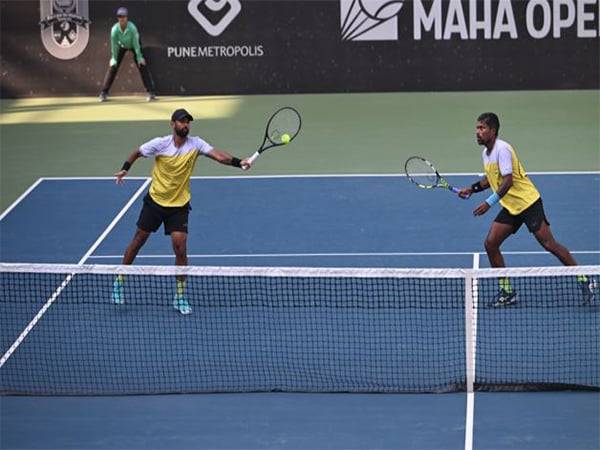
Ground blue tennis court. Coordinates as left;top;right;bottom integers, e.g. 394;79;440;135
1;174;599;450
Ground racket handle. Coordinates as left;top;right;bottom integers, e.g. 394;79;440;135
451;186;470;199
248;151;260;165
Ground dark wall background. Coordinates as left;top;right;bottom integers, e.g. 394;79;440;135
1;0;598;97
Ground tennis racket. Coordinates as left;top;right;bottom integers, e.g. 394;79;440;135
247;107;301;166
404;156;465;196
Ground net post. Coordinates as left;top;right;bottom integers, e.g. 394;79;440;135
464;271;476;392
464;259;479;450
464;270;476;450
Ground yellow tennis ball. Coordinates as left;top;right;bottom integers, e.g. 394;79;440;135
281;133;291;144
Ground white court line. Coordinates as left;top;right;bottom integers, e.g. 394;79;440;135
77;178;151;263
86;250;600;259
0;177;147;221
0;274;75;369
38;171;600;181
0;178;44;221
464;253;479;450
0;178;151;369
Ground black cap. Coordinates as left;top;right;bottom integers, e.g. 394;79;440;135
171;109;193;122
116;7;128;16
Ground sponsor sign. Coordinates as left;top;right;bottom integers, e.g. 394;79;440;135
340;0;599;41
1;0;597;97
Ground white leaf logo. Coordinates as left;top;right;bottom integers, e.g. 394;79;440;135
188;0;241;37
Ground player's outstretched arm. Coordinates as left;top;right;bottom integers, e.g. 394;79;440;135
206;149;251;171
115;149;143;184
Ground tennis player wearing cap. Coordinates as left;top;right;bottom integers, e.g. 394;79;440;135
99;7;156;102
459;112;595;306
113;108;251;314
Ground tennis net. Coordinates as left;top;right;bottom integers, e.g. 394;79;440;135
1;263;598;395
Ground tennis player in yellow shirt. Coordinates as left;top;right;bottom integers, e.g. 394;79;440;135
459;112;595;306
113;108;251;314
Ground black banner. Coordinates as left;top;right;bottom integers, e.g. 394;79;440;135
1;0;598;97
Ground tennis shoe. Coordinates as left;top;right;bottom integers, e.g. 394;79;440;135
147;93;157;102
173;296;192;315
98;92;107;102
578;278;597;304
112;278;124;305
490;288;517;307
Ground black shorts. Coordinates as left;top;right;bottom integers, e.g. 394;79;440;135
494;198;549;234
136;194;190;235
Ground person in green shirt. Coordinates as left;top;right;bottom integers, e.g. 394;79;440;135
99;7;156;102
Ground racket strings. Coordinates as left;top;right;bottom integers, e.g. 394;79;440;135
270;128;281;141
267;108;301;144
406;159;438;186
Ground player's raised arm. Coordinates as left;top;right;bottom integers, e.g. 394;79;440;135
459;176;490;199
473;145;514;216
493;174;513;198
114;149;143;184
473;174;512;216
206;149;251;170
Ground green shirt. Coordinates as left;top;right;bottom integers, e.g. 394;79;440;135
110;21;143;66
